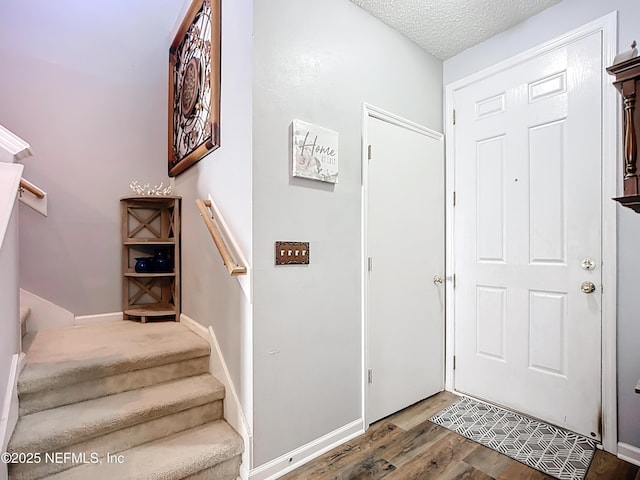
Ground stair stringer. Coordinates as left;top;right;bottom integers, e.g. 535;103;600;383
0;353;24;480
19;290;122;334
181;313;252;480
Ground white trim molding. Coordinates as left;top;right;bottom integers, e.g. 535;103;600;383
20;289;122;330
19;289;74;332
0;353;21;455
444;11;618;453
618;443;640;467
74;312;123;325
0;124;32;163
0;163;23;249
180;313;253;478
364;103;444;140
248;419;364;480
598;11;619;456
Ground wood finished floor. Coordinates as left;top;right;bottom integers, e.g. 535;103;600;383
281;392;639;480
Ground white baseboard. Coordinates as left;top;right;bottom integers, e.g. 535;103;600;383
20;289;123;331
0;353;21;453
239;463;250;480
249;419;364;480
74;312;122;325
618;442;640;467
180;314;253;479
17;352;27;376
20;289;74;332
179;313;209;341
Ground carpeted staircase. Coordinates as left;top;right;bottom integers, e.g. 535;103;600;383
7;321;243;480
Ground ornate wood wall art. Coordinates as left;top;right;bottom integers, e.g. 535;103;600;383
168;0;221;177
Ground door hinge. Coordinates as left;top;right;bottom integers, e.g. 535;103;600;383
367;144;372;161
453;191;456;207
368;368;373;384
453;109;456;125
453;356;456;370
368;257;372;272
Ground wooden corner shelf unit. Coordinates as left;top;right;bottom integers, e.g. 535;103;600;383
120;195;181;323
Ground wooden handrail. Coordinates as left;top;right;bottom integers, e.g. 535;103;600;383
196;198;247;276
19;178;45;199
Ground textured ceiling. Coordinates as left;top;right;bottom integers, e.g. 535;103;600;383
349;0;562;60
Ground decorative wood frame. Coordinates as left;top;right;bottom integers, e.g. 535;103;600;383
607;55;640;211
168;0;221;177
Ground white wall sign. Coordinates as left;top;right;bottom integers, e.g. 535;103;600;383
292;119;339;183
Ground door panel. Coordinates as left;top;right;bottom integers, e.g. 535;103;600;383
366;114;444;424
453;32;602;439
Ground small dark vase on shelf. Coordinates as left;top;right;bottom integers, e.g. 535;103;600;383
152;250;171;272
134;257;154;273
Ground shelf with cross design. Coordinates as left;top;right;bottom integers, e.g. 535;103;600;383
120;195;181;323
124;271;176;277
123;241;177;245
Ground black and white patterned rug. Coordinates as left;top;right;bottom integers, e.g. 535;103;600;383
429;396;596;480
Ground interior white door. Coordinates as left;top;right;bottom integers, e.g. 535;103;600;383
453;32;602;439
366;113;444;424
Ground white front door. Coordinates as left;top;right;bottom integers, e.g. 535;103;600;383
365;109;444;424
453;32;602;439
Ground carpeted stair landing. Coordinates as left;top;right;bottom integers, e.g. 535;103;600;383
7;321;243;480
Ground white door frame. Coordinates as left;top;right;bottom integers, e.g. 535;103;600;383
361;103;445;428
444;12;618;453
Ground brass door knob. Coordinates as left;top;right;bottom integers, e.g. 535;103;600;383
581;281;596;294
433;275;444;285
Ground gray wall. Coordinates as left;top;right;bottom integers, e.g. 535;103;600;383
0;203;20;415
174;0;253;425
0;0;255;448
443;0;640;448
252;0;443;466
0;0;184;315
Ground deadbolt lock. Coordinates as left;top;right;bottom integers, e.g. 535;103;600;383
581;258;596;270
581;281;596;294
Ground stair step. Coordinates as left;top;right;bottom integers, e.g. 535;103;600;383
46;421;243;480
9;402;224;480
18;321;210;395
20;355;209;415
8;374;224;454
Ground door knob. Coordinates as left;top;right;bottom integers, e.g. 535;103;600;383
433;275;444;285
581;281;596;294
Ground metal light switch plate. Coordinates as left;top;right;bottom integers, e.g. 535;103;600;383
275;241;310;265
